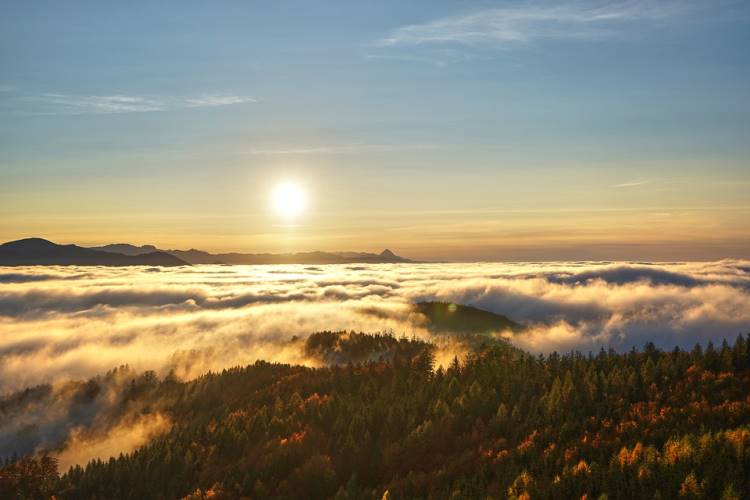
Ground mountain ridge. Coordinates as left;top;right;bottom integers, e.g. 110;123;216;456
0;238;187;267
0;238;414;266
91;242;414;265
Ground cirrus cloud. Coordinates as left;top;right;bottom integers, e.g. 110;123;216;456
377;0;688;48
3;91;256;116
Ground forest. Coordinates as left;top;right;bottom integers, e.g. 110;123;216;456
2;331;750;499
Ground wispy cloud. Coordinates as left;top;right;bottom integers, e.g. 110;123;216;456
615;179;652;188
26;94;167;114
244;143;436;156
377;1;684;48
365;54;448;68
6;92;256;116
184;95;258;108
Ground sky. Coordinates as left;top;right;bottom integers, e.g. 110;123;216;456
1;0;749;261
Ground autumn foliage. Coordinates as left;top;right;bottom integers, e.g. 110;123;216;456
2;332;750;499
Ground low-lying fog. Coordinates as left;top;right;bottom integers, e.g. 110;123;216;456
2;260;749;394
2;260;750;467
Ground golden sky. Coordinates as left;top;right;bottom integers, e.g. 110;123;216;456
2;1;749;260
2;167;748;260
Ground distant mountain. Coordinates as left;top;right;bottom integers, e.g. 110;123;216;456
415;301;524;335
380;248;398;260
165;248;220;264
0;238;188;267
93;243;413;265
165;249;412;265
89;243;158;256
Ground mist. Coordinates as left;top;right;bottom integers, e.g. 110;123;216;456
2;261;749;394
2;260;749;467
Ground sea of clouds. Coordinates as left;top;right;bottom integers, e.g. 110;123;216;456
2;260;750;465
2;260;750;394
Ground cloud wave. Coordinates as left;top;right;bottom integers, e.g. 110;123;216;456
0;260;749;396
1;260;749;465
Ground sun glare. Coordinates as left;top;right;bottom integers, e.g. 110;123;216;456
271;182;307;219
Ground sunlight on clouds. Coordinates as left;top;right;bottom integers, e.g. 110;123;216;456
0;261;749;394
54;413;171;471
1;260;749;468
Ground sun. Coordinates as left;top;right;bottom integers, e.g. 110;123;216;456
271;182;307;219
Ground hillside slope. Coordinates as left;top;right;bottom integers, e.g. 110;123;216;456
416;301;524;334
2;333;749;499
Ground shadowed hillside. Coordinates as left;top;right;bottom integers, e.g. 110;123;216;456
416;301;524;335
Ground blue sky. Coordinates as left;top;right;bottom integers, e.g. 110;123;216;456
1;0;749;259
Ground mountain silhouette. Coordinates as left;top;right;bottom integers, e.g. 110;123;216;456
169;249;412;265
380;248;398;260
93;243;413;265
89;243;158;256
0;238;188;266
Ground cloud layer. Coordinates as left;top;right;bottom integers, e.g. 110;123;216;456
1;260;749;395
1;260;749;465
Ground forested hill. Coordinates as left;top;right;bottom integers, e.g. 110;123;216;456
415;302;524;335
3;333;750;499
